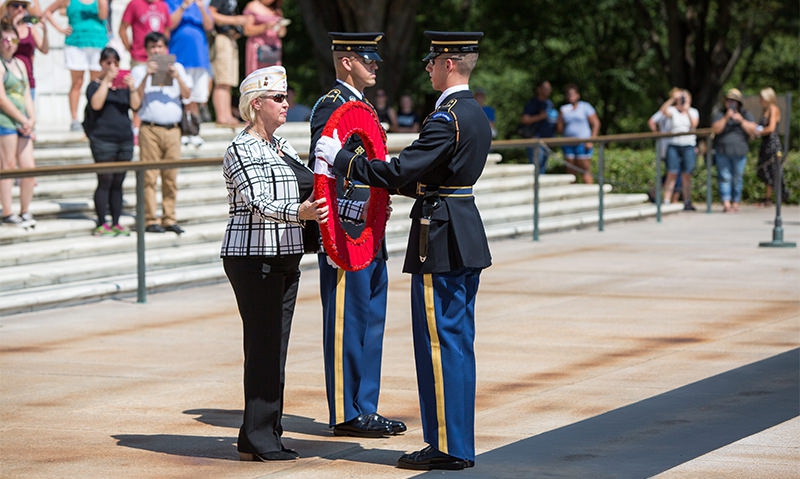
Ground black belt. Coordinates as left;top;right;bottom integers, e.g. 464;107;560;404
141;121;180;129
416;184;474;197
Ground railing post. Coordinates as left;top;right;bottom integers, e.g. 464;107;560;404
705;138;713;214
136;169;147;303
655;140;662;222
532;141;540;241
597;142;605;232
759;93;795;248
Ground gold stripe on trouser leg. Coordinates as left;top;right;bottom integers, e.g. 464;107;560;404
334;268;347;424
424;273;448;453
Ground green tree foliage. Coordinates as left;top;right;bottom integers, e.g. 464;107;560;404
279;0;798;149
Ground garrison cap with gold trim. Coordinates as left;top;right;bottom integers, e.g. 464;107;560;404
329;32;384;62
422;30;483;62
239;65;288;95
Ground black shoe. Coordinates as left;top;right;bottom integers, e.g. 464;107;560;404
164;224;184;234
238;449;298;461
333;413;393;438
145;224;166;233
397;445;474;470
683;202;696;211
373;413;407;435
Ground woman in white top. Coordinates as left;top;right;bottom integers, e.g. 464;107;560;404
659;88;699;210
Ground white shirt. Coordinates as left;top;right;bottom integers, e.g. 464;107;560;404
435;84;470;109
665;106;699;146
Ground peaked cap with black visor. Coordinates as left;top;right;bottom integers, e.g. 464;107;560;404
422;30;483;62
329;32;384;62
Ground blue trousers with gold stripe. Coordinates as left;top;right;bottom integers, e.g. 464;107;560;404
410;267;481;462
318;254;389;426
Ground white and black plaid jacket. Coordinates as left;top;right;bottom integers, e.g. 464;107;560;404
221;131;313;257
221;130;364;257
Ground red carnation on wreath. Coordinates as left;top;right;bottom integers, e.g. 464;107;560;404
314;101;390;271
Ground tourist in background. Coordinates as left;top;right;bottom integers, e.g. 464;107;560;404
711;88;756;213
659;88;699;210
208;0;247;127
3;0;48;100
166;0;213;147
43;0;108;132
391;93;419;132
0;19;36;227
519;80;557;173
557;83;600;184
242;0;286;74
754;87;786;206
84;47;140;236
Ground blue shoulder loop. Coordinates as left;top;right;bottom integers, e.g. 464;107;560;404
430;111;453;122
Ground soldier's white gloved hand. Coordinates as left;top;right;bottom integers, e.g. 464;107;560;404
325;254;339;269
314;129;341;166
313;157;334;178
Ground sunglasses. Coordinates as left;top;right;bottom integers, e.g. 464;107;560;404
8;2;27;8
2;36;19;44
261;93;287;103
351;56;377;66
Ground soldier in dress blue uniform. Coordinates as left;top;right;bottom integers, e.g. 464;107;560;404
314;31;492;471
307;32;406;438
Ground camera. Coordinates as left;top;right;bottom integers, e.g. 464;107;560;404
21;15;38;24
678;96;686;106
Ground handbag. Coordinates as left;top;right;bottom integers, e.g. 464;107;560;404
257;44;282;65
180;106;200;137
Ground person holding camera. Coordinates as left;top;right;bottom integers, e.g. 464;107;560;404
208;0;249;127
659;88;699;210
711;88;757;212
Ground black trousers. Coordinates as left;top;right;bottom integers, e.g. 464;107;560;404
223;254;302;455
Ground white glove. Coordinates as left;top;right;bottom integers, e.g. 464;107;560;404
325;254;339;269
314;158;334;178
314;130;341;166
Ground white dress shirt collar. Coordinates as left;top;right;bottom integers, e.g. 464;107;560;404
435;84;470;109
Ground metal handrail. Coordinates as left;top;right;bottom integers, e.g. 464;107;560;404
490;128;716;240
0;127;718;302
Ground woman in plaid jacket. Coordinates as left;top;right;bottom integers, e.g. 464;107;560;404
221;66;327;462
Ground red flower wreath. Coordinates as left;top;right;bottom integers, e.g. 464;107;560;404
314;101;389;271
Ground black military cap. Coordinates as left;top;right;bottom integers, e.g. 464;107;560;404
422;31;484;62
329;32;384;62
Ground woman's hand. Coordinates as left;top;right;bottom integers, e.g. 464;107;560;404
299;197;328;223
17;117;34;136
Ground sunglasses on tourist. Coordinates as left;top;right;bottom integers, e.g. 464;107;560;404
2;37;19;44
261;93;287;103
8;2;27;8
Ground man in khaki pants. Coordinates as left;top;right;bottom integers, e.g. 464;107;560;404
131;31;191;234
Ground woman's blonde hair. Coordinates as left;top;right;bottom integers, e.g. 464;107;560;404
238;91;261;123
760;87;777;106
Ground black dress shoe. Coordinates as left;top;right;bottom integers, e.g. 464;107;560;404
373;413;407;435
397;445;474;470
333;413;392;438
145;224;165;233
164;224;184;234
238;449;298;461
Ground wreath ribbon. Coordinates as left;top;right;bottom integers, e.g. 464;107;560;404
314;101;389;271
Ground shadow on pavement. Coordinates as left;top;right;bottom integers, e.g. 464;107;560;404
182;409;331;437
427;348;799;478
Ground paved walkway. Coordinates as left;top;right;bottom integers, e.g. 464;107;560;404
2;205;798;478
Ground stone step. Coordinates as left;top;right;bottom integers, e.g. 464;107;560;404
1;128;685;315
0;203;685;315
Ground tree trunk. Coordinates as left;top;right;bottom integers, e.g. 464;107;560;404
294;0;421;104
